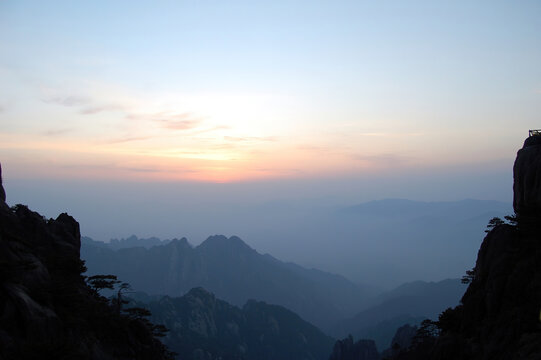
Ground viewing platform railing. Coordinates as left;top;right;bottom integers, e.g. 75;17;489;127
529;130;541;137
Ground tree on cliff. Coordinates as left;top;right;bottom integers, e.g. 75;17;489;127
485;217;504;233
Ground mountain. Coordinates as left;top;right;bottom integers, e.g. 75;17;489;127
109;235;171;249
328;336;380;360
380;324;418;359
333;279;466;351
0;169;172;359
133;287;335;360
81;235;376;331
385;135;541;359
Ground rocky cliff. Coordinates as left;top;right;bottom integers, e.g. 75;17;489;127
388;136;541;359
514;134;541;227
0;168;172;359
328;336;380;360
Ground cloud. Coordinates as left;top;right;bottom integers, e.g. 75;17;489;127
127;112;204;131
42;90;223;135
43;95;124;115
58;163;200;174
153;113;202;130
80;104;123;115
41;128;74;136
45;95;91;107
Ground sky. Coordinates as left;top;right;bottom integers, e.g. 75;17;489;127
1;0;540;183
0;1;540;283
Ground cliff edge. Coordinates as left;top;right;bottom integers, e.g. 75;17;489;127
388;135;541;360
514;135;541;227
0;167;172;360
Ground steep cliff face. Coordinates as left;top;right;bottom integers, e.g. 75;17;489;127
513;135;541;223
390;137;541;360
438;136;541;359
0;170;172;360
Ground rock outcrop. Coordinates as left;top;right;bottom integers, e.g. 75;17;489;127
380;324;417;359
0;165;173;359
387;136;541;359
513;134;541;224
328;336;380;360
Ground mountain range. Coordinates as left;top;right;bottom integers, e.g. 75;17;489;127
81;235;377;331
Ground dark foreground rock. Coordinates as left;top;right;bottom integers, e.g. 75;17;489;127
386;135;541;359
0;171;172;360
514;134;541;226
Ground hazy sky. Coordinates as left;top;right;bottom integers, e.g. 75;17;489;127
1;0;539;184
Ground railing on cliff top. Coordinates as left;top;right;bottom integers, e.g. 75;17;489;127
529;130;541;137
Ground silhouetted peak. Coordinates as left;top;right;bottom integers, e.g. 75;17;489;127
0;162;5;203
523;133;541;147
513;134;541;221
201;234;227;243
55;213;80;237
49;212;81;253
198;234;253;252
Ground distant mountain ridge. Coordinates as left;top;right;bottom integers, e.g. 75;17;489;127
81;234;376;331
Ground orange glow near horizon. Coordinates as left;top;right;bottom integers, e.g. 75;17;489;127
1;130;424;183
1;125;513;184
